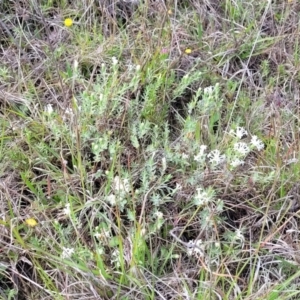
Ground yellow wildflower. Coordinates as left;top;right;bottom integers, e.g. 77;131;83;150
64;18;73;27
185;48;192;54
25;218;38;227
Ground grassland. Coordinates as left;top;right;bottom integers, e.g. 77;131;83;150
1;0;300;299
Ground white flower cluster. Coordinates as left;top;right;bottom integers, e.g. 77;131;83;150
111;249;121;268
106;176;130;210
44;103;54;114
106;194;116;206
113;176;130;194
192;127;264;170
230;158;245;168
63;203;71;216
187;239;204;258
93;225;111;242
193;187;215;206
233;229;245;248
230;127;264;168
112;56;118;66
181;152;189;160
229;126;248;139
153;211;163;219
61;247;74;259
207;149;226;166
234;142;250;156
194;145;207;164
234;229;245;243
250;135;264;151
194;145;225;167
127;63;141;72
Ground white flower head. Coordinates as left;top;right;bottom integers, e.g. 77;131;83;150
175;183;182;190
111;249;121;268
62;107;74;121
187;239;204;258
106;194;116;206
234;229;245;245
112;56;118;66
236;127;248;139
207;149;226;165
194;187;215;206
44;104;53;114
65;107;73;115
194;145;207;163
154;211;163;219
251;135;264;151
61;247;74;259
94;226;110;241
127;63;134;71
203;86;214;95
230;158;245;168
181;152;189;160
73;59;78;71
234;142;250;156
63;203;71;216
113;176;130;194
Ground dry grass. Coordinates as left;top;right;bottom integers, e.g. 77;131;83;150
1;0;300;299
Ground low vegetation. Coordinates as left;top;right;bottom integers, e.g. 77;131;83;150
1;0;300;299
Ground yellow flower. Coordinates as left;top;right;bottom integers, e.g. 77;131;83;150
185;48;192;54
25;218;38;227
64;18;73;27
168;9;172;15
